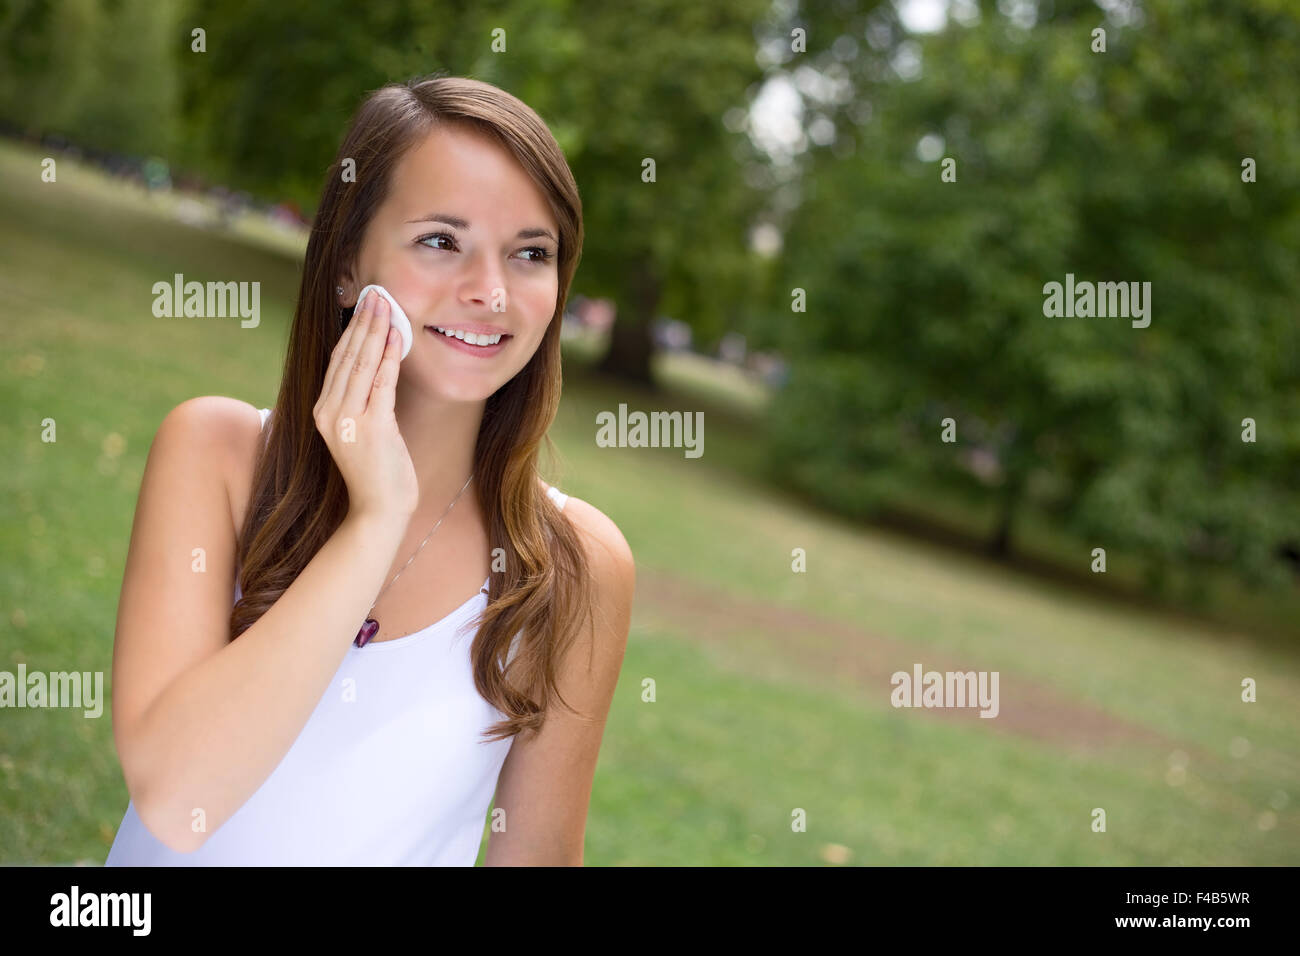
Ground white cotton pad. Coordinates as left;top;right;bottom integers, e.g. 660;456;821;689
355;284;414;361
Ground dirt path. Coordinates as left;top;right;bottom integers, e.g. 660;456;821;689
632;565;1212;761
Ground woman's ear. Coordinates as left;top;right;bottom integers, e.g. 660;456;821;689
336;277;354;306
335;275;356;334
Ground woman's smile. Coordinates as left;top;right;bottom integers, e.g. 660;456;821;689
424;323;513;356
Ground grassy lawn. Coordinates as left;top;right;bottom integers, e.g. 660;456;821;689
2;138;1296;865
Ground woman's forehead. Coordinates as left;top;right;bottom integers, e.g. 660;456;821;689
389;127;555;231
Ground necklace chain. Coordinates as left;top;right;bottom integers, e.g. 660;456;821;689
368;472;474;614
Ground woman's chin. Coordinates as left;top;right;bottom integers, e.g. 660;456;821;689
409;369;506;405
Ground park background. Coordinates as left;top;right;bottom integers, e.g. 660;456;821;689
1;0;1297;864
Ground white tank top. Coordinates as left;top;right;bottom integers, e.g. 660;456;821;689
105;406;570;865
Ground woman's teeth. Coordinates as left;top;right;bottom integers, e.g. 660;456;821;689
431;327;505;346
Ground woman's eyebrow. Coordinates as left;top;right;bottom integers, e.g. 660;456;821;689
405;212;557;244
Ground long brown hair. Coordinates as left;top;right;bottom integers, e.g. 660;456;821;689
231;74;594;743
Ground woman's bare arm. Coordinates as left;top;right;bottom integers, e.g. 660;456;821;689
111;397;408;853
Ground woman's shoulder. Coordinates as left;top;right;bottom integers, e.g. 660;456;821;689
158;396;266;441
154;397;269;531
534;477;632;573
546;485;634;603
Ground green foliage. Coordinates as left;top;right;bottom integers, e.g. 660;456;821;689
764;0;1300;592
0;0;181;155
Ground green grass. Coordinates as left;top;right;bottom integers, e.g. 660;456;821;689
573;627;1295;865
3;137;1297;865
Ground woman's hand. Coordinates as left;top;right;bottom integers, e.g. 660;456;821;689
313;290;419;522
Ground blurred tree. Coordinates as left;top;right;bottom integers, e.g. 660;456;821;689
0;0;180;155
761;0;1300;592
0;0;73;131
173;0;465;202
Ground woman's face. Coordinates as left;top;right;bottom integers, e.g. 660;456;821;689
344;124;560;402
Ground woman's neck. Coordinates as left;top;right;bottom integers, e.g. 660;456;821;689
393;386;486;516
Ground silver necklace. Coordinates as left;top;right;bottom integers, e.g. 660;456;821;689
353;472;474;647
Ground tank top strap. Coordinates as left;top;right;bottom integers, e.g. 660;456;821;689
258;407;273;448
545;484;569;511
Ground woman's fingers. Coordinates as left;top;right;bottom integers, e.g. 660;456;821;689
319;290;373;414
369;326;402;414
341;295;392;415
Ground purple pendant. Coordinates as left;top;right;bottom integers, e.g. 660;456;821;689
355;617;379;647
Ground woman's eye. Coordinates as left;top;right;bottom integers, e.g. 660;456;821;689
519;247;555;264
417;232;457;251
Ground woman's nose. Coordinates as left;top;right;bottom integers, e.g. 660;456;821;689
459;252;508;308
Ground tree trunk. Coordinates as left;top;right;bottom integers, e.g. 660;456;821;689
596;263;658;387
990;473;1023;559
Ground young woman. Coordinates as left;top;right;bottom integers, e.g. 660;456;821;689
104;76;635;866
